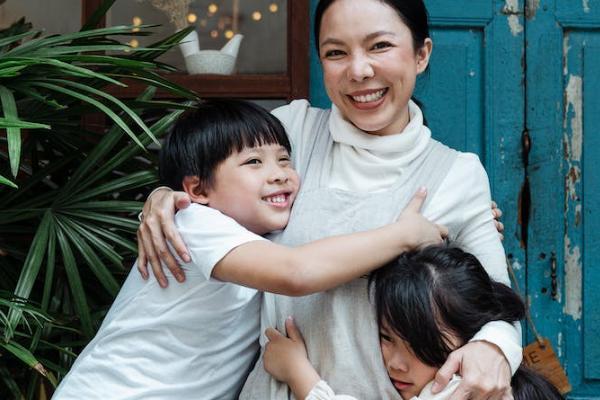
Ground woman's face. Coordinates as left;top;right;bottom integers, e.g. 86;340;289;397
379;321;461;400
318;0;432;136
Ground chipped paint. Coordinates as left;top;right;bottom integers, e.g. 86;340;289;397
565;75;583;161
512;259;523;271
583;0;590;13
575;204;582;226
564;237;582;320
557;332;563;358
505;0;524;36
566;166;581;200
526;0;540;19
563;35;571;76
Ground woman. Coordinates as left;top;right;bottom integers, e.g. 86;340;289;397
138;1;520;399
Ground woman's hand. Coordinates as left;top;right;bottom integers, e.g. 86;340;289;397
137;188;192;287
491;201;504;240
264;317;321;399
396;187;449;250
432;341;513;400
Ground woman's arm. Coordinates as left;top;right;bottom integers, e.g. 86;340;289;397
264;318;358;400
212;189;446;296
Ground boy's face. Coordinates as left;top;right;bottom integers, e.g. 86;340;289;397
202;144;299;235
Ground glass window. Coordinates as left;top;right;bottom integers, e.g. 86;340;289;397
0;0;81;34
107;0;287;74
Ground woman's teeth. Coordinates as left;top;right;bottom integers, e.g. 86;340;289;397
264;194;287;204
351;89;386;103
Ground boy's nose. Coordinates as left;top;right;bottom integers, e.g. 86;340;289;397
268;167;289;184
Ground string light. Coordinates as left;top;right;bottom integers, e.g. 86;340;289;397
208;3;218;14
199;19;208;27
210;30;219;38
269;3;278;13
252;11;262;21
224;30;234;39
129;39;139;48
132;16;142;33
187;13;197;23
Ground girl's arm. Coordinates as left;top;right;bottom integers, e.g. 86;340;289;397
264;318;357;400
212;189;447;296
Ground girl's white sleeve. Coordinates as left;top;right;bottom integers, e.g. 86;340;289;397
305;380;358;400
425;153;522;374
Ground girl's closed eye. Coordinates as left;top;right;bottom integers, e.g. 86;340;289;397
379;331;393;343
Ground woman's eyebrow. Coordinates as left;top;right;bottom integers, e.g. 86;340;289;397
320;31;396;48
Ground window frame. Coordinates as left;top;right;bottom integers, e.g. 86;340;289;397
82;0;309;101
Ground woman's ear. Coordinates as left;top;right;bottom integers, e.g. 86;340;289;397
182;176;210;205
416;38;433;74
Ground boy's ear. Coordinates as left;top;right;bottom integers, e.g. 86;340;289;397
182;176;210;205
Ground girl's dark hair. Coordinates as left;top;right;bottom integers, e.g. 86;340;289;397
369;246;564;400
159;99;291;191
314;0;430;54
369;246;525;367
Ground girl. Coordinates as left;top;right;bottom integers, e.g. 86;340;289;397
263;246;563;400
138;0;520;398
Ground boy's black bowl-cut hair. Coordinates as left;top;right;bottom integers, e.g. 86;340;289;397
160;99;291;191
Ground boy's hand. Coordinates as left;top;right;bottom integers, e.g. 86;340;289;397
264;317;320;399
137;188;191;287
396;187;448;250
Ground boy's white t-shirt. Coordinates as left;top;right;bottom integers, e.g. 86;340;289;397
53;204;266;400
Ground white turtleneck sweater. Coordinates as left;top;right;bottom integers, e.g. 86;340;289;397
271;99;522;374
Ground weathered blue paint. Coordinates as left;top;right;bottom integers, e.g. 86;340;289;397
308;0;600;396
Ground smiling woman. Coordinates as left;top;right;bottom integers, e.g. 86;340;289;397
138;1;520;399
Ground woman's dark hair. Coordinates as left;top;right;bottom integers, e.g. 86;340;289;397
314;0;430;54
159;99;291;191
369;246;564;400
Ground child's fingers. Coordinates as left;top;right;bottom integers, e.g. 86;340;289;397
403;186;428;213
265;327;282;341
284;317;305;344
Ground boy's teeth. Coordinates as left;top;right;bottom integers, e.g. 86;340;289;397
352;89;385;103
266;194;286;203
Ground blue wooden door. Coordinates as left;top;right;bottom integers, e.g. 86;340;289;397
309;0;600;397
526;1;600;397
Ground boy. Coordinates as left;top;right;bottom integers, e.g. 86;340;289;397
52;100;445;400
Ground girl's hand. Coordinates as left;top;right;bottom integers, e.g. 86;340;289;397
137;188;192;287
264;317;321;399
396;187;449;250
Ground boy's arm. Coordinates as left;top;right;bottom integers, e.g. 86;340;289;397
213;189;447;296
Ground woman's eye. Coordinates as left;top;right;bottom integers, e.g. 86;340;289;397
324;49;345;58
372;41;392;51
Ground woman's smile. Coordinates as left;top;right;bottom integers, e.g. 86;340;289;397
347;87;389;110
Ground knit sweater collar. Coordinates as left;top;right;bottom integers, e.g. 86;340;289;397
328;99;431;156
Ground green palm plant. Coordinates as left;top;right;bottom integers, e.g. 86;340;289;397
0;1;198;397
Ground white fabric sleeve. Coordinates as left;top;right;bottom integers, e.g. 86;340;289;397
173;203;266;280
426;153;523;374
306;380;358;400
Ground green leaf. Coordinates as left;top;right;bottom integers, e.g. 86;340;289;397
30;81;145;148
45;78;159;145
0;118;51;129
55;217;120;296
0;340;58;387
55;227;94;338
0;85;21;177
66;172;156;204
59;210;139;231
7;211;53;335
0;29;38;50
73;221;137;254
0;174;17;188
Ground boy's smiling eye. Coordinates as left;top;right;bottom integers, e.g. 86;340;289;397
243;158;261;165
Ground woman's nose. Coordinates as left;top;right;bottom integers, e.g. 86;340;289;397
347;53;375;81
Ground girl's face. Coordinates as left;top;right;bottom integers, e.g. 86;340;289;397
318;0;432;136
379;321;460;400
